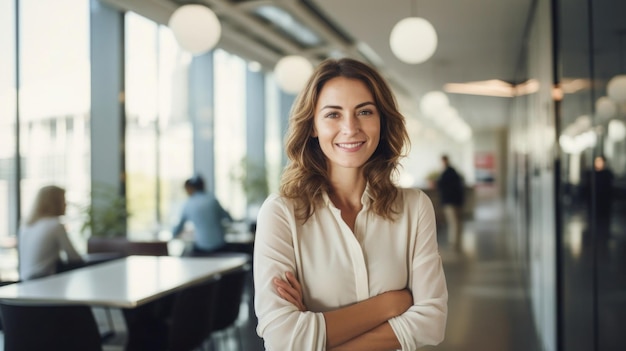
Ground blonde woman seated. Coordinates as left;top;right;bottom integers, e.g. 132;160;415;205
254;58;448;350
19;185;84;280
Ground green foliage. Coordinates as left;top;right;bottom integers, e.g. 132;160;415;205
81;183;130;238
231;157;269;205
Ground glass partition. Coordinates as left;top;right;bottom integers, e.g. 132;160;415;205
125;12;193;239
18;0;91;248
214;49;247;220
0;0;17;280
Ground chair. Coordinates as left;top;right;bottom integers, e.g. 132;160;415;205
209;253;252;351
167;276;220;351
0;302;103;351
0;280;19;331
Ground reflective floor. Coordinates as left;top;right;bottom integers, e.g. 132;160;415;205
0;194;541;351
423;195;541;351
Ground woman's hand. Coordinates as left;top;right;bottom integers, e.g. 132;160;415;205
273;271;307;311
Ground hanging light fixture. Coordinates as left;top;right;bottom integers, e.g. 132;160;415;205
168;4;221;55
595;96;618;120
607;75;626;103
389;0;437;64
420;91;449;117
274;55;313;94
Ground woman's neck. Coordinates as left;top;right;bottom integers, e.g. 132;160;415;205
328;169;366;211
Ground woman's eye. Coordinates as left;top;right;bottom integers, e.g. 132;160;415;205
358;109;373;116
325;112;339;119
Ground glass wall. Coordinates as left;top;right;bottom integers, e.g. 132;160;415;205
508;1;557;351
214;49;247;220
157;27;194;236
556;0;626;350
18;0;91;247
508;0;626;350
125;12;193;239
0;0;17;280
0;0;90;279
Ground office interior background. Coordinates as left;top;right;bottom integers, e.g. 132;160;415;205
1;0;625;350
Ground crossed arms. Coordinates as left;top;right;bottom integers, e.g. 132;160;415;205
274;271;412;350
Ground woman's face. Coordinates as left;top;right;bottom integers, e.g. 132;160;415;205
313;77;380;172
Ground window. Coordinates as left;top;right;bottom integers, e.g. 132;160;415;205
18;0;91;249
0;0;16;243
125;12;192;239
214;49;247;219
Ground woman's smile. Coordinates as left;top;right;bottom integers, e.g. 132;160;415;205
336;141;365;151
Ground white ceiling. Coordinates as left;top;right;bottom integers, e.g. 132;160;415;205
309;0;534;132
104;0;535;132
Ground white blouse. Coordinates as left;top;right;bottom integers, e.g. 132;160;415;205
18;217;83;280
254;187;448;350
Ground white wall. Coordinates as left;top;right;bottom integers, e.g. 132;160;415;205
400;116;474;189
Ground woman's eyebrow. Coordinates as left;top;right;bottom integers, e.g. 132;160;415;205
355;101;375;109
319;101;375;111
319;104;342;111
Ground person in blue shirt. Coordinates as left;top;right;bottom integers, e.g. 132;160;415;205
172;175;233;256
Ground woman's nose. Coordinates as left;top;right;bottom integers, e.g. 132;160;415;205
341;115;360;134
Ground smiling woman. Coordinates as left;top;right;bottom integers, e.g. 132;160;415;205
253;58;448;351
313;77;381;173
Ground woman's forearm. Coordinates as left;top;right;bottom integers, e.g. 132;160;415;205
329;322;401;351
323;289;411;348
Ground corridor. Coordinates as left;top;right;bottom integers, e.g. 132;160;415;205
423;195;541;351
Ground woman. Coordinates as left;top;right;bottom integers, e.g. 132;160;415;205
19;185;83;280
254;58;448;350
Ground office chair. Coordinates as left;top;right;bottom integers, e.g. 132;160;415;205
0;302;103;351
0;280;19;330
167;276;220;351
209;253;252;351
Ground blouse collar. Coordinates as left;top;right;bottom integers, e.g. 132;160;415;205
322;183;373;209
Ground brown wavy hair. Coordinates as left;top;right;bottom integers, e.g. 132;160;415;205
280;58;410;223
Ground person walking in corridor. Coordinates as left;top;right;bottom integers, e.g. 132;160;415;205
437;155;465;251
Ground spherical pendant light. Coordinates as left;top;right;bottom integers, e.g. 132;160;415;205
595;96;617;120
168;4;221;55
274;55;314;94
420;90;449;117
389;17;438;64
607;74;626;103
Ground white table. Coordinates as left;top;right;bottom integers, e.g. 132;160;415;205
0;255;249;308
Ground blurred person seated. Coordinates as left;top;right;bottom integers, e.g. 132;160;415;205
19;185;84;280
171;175;233;256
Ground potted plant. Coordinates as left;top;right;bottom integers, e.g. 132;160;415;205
231;157;269;231
81;183;129;238
81;183;131;254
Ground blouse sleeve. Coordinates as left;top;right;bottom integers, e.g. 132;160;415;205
55;222;83;263
388;190;448;350
253;194;327;351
